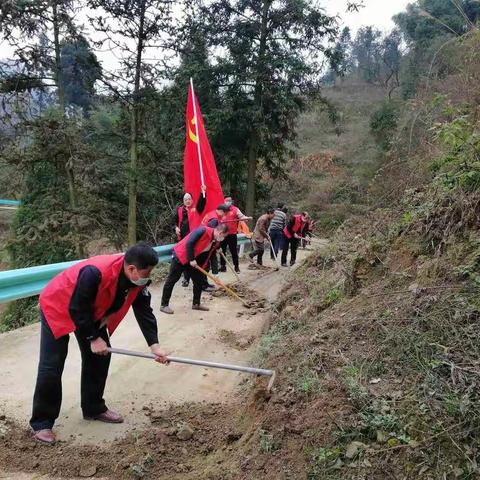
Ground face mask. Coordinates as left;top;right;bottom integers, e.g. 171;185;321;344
225;201;232;207
132;276;150;286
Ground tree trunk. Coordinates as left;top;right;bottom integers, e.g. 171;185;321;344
52;0;66;112
245;0;271;217
245;135;258;216
127;0;147;245
52;0;84;257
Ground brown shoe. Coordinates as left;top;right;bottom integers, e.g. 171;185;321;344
160;305;174;314
33;429;56;445
84;409;124;423
192;304;210;311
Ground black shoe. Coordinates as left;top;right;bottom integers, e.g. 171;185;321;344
219;266;227;272
281;263;288;267
235;267;240;273
290;261;296;266
182;280;189;287
202;283;215;292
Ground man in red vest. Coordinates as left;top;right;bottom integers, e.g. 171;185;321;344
199;204;230;281
201;204;230;228
173;185;207;287
220;196;252;273
281;212;308;267
160;223;228;315
30;243;168;445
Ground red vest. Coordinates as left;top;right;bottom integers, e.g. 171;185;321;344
39;255;142;340
201;210;221;227
223;206;240;235
177;205;201;238
174;227;218;267
283;214;304;239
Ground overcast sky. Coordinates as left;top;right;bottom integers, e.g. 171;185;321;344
325;0;411;33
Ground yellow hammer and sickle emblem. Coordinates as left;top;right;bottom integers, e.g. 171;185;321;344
189;117;198;144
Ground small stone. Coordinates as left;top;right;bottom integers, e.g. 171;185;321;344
176;423;194;441
0;415;6;421
79;465;97;477
369;378;381;384
345;441;365;460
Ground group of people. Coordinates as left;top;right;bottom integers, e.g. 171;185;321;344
28;186;314;445
163;191;315;315
249;203;314;267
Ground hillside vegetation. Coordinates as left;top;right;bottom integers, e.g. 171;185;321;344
230;30;480;480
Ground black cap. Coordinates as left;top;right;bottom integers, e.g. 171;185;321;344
216;204;231;213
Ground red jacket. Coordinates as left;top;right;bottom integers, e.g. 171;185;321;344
223;206;241;235
174;226;218;267
283;214;304;239
39;255;142;340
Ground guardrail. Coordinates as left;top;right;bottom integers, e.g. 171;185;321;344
0;235;250;304
0;199;21;206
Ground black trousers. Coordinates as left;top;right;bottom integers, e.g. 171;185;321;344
281;236;300;265
220;234;239;269
161;256;205;306
30;311;110;431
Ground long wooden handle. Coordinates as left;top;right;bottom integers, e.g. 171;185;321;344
194;265;248;305
219;251;240;282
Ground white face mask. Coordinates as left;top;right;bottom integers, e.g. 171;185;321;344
224;201;232;207
132;276;150;286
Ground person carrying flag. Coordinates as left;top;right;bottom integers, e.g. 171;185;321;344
160;223;229;315
173;184;207;287
219;196;252;274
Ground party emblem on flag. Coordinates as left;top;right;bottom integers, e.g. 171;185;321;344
183;79;224;215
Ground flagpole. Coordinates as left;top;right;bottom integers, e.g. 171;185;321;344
190;78;206;197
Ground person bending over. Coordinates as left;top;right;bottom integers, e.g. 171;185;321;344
31;243;168;445
160;223;228;314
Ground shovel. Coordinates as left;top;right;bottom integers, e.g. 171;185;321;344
108;347;277;391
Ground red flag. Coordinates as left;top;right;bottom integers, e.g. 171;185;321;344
183;79;224;216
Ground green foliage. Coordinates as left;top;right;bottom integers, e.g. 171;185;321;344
352;26;382;83
0;298;38;332
258;429;281;454
61;35;102;112
370;100;400;150
431;108;480;192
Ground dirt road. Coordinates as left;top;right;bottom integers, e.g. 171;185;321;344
0;248;319;449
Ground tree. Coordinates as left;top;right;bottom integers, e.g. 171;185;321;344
0;0;88;256
88;0;174;245
352;26;382;83
200;0;339;215
380;29;402;98
393;0;480;98
330;27;353;78
61;35;102;113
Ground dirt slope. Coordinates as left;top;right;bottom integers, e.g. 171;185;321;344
0;246;321;479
